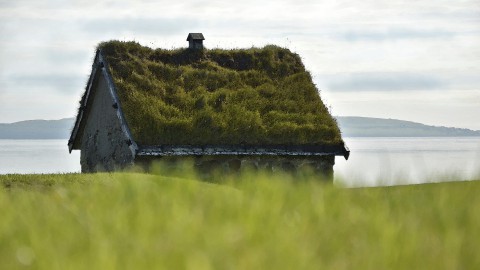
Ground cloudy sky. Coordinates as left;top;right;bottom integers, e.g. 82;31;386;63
1;0;479;129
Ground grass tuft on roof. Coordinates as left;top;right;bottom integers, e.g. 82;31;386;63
98;41;343;146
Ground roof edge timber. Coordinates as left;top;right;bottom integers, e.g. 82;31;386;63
68;49;138;155
137;144;350;160
68;50;101;153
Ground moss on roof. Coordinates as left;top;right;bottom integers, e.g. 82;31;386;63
98;40;343;146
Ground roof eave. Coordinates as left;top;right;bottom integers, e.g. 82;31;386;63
68;50;102;153
98;50;139;155
136;144;350;160
68;49;139;155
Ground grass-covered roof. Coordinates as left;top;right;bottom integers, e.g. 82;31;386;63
98;41;343;146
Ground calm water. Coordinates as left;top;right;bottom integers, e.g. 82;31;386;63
335;137;480;186
0;138;479;187
0;140;80;174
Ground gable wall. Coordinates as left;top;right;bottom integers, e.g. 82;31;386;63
80;72;135;172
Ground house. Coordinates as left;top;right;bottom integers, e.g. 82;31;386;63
187;33;205;49
68;35;349;179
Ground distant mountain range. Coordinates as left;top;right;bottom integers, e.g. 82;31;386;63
0;118;74;139
0;116;479;139
336;116;480;137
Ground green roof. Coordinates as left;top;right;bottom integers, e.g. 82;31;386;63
98;41;343;146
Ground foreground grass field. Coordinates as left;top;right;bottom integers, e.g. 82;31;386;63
1;172;479;269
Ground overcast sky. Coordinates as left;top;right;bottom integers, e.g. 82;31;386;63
1;0;479;129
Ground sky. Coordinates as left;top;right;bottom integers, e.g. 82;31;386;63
0;0;479;129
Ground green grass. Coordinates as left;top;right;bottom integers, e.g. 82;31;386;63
1;172;479;269
97;41;343;146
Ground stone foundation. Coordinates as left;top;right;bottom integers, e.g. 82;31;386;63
135;155;335;181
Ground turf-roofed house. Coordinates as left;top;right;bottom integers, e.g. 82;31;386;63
68;33;349;179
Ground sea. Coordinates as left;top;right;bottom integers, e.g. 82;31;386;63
0;138;479;187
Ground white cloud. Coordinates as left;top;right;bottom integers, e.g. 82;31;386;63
322;72;447;91
0;0;479;129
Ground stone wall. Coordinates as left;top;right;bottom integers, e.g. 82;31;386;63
135;155;335;181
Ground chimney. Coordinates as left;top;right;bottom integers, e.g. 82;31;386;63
186;33;205;49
